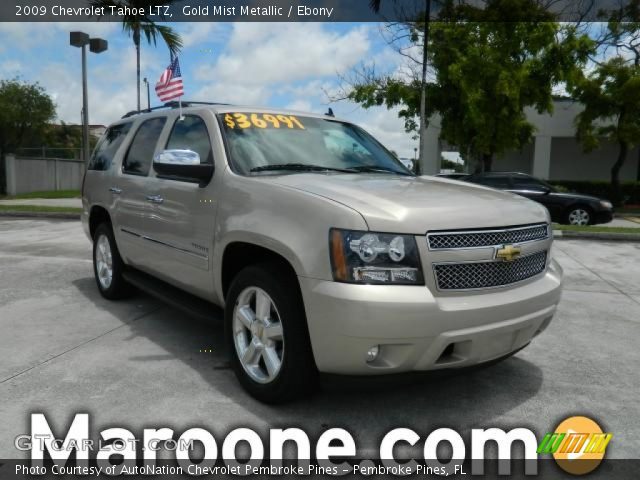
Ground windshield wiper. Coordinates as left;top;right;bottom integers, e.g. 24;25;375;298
250;163;413;176
250;163;354;173
346;165;413;176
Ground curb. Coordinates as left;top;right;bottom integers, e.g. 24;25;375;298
615;216;640;224
0;211;80;220
554;230;640;242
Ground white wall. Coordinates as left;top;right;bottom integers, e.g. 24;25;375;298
425;99;639;180
549;138;639;181
524;100;583;137
493;142;534;173
4;155;85;195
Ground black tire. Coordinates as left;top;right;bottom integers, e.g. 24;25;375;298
564;205;593;226
225;262;317;403
92;223;131;300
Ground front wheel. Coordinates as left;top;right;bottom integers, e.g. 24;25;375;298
225;263;317;403
565;206;592;226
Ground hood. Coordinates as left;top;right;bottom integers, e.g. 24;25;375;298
551;191;604;203
270;173;549;234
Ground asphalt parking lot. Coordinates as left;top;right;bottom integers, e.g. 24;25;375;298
0;218;639;459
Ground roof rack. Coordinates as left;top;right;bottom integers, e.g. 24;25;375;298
121;101;229;119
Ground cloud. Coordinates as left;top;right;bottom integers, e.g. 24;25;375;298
0;60;21;75
277;79;333;100
192;82;268;106
0;21;418;157
0;22;117;50
0;22;50;50
35;62;81;123
53;22;119;38
284;99;313;112
35;42;163;126
178;23;227;48
194;23;370;86
351;105;418;158
186;23;373;115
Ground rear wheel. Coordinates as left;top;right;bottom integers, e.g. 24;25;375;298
565;206;592;226
225;263;317;403
92;223;130;299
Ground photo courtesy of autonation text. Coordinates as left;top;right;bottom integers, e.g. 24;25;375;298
0;0;639;478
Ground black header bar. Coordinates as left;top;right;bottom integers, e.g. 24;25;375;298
1;0;637;23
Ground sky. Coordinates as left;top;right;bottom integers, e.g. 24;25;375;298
0;22;420;158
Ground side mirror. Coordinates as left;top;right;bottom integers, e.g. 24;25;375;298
153;149;213;186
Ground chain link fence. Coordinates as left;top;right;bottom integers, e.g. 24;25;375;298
15;147;82;160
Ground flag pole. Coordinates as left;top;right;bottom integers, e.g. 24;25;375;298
179;97;183;120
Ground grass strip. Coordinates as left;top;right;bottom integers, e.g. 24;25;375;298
553;224;640;234
0;190;80;200
0;205;82;214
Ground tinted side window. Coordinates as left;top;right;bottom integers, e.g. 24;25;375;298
165;115;213;164
88;123;131;171
475;175;511;189
122;117;166;176
512;176;546;190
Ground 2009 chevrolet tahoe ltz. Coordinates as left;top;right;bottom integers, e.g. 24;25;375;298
82;103;563;403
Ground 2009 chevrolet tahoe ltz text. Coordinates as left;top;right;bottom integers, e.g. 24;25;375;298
82;103;563;403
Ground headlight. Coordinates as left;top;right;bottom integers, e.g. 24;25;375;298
329;229;424;284
600;200;613;209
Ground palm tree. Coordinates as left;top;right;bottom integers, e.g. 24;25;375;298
91;0;183;112
370;0;432;175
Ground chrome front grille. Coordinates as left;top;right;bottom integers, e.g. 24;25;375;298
434;251;548;290
427;224;548;250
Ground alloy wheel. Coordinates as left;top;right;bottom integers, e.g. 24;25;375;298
568;209;590;226
232;287;284;384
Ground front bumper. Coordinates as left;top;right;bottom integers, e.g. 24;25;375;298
299;259;563;375
593;209;614;225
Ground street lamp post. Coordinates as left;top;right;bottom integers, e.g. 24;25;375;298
70;32;108;165
143;77;151;111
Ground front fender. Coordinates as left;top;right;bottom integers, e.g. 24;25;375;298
212;173;368;303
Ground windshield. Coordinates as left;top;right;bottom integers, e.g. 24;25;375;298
218;112;412;176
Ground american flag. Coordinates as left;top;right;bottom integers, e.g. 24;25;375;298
155;56;184;102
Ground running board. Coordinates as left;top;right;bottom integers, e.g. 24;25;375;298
123;268;222;322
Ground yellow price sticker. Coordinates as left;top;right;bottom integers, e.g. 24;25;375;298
224;113;305;130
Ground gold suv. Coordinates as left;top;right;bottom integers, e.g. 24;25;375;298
82;103;563;403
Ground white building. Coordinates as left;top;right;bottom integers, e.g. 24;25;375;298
425;99;640;181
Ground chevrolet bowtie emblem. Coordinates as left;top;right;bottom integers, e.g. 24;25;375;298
496;244;521;262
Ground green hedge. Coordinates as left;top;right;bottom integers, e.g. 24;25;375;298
550;180;640;206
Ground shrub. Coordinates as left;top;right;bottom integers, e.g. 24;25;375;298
442;158;464;173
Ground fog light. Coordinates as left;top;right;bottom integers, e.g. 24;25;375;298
366;345;380;363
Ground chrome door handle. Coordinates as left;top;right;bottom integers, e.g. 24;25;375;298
145;195;164;204
109;187;122;194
